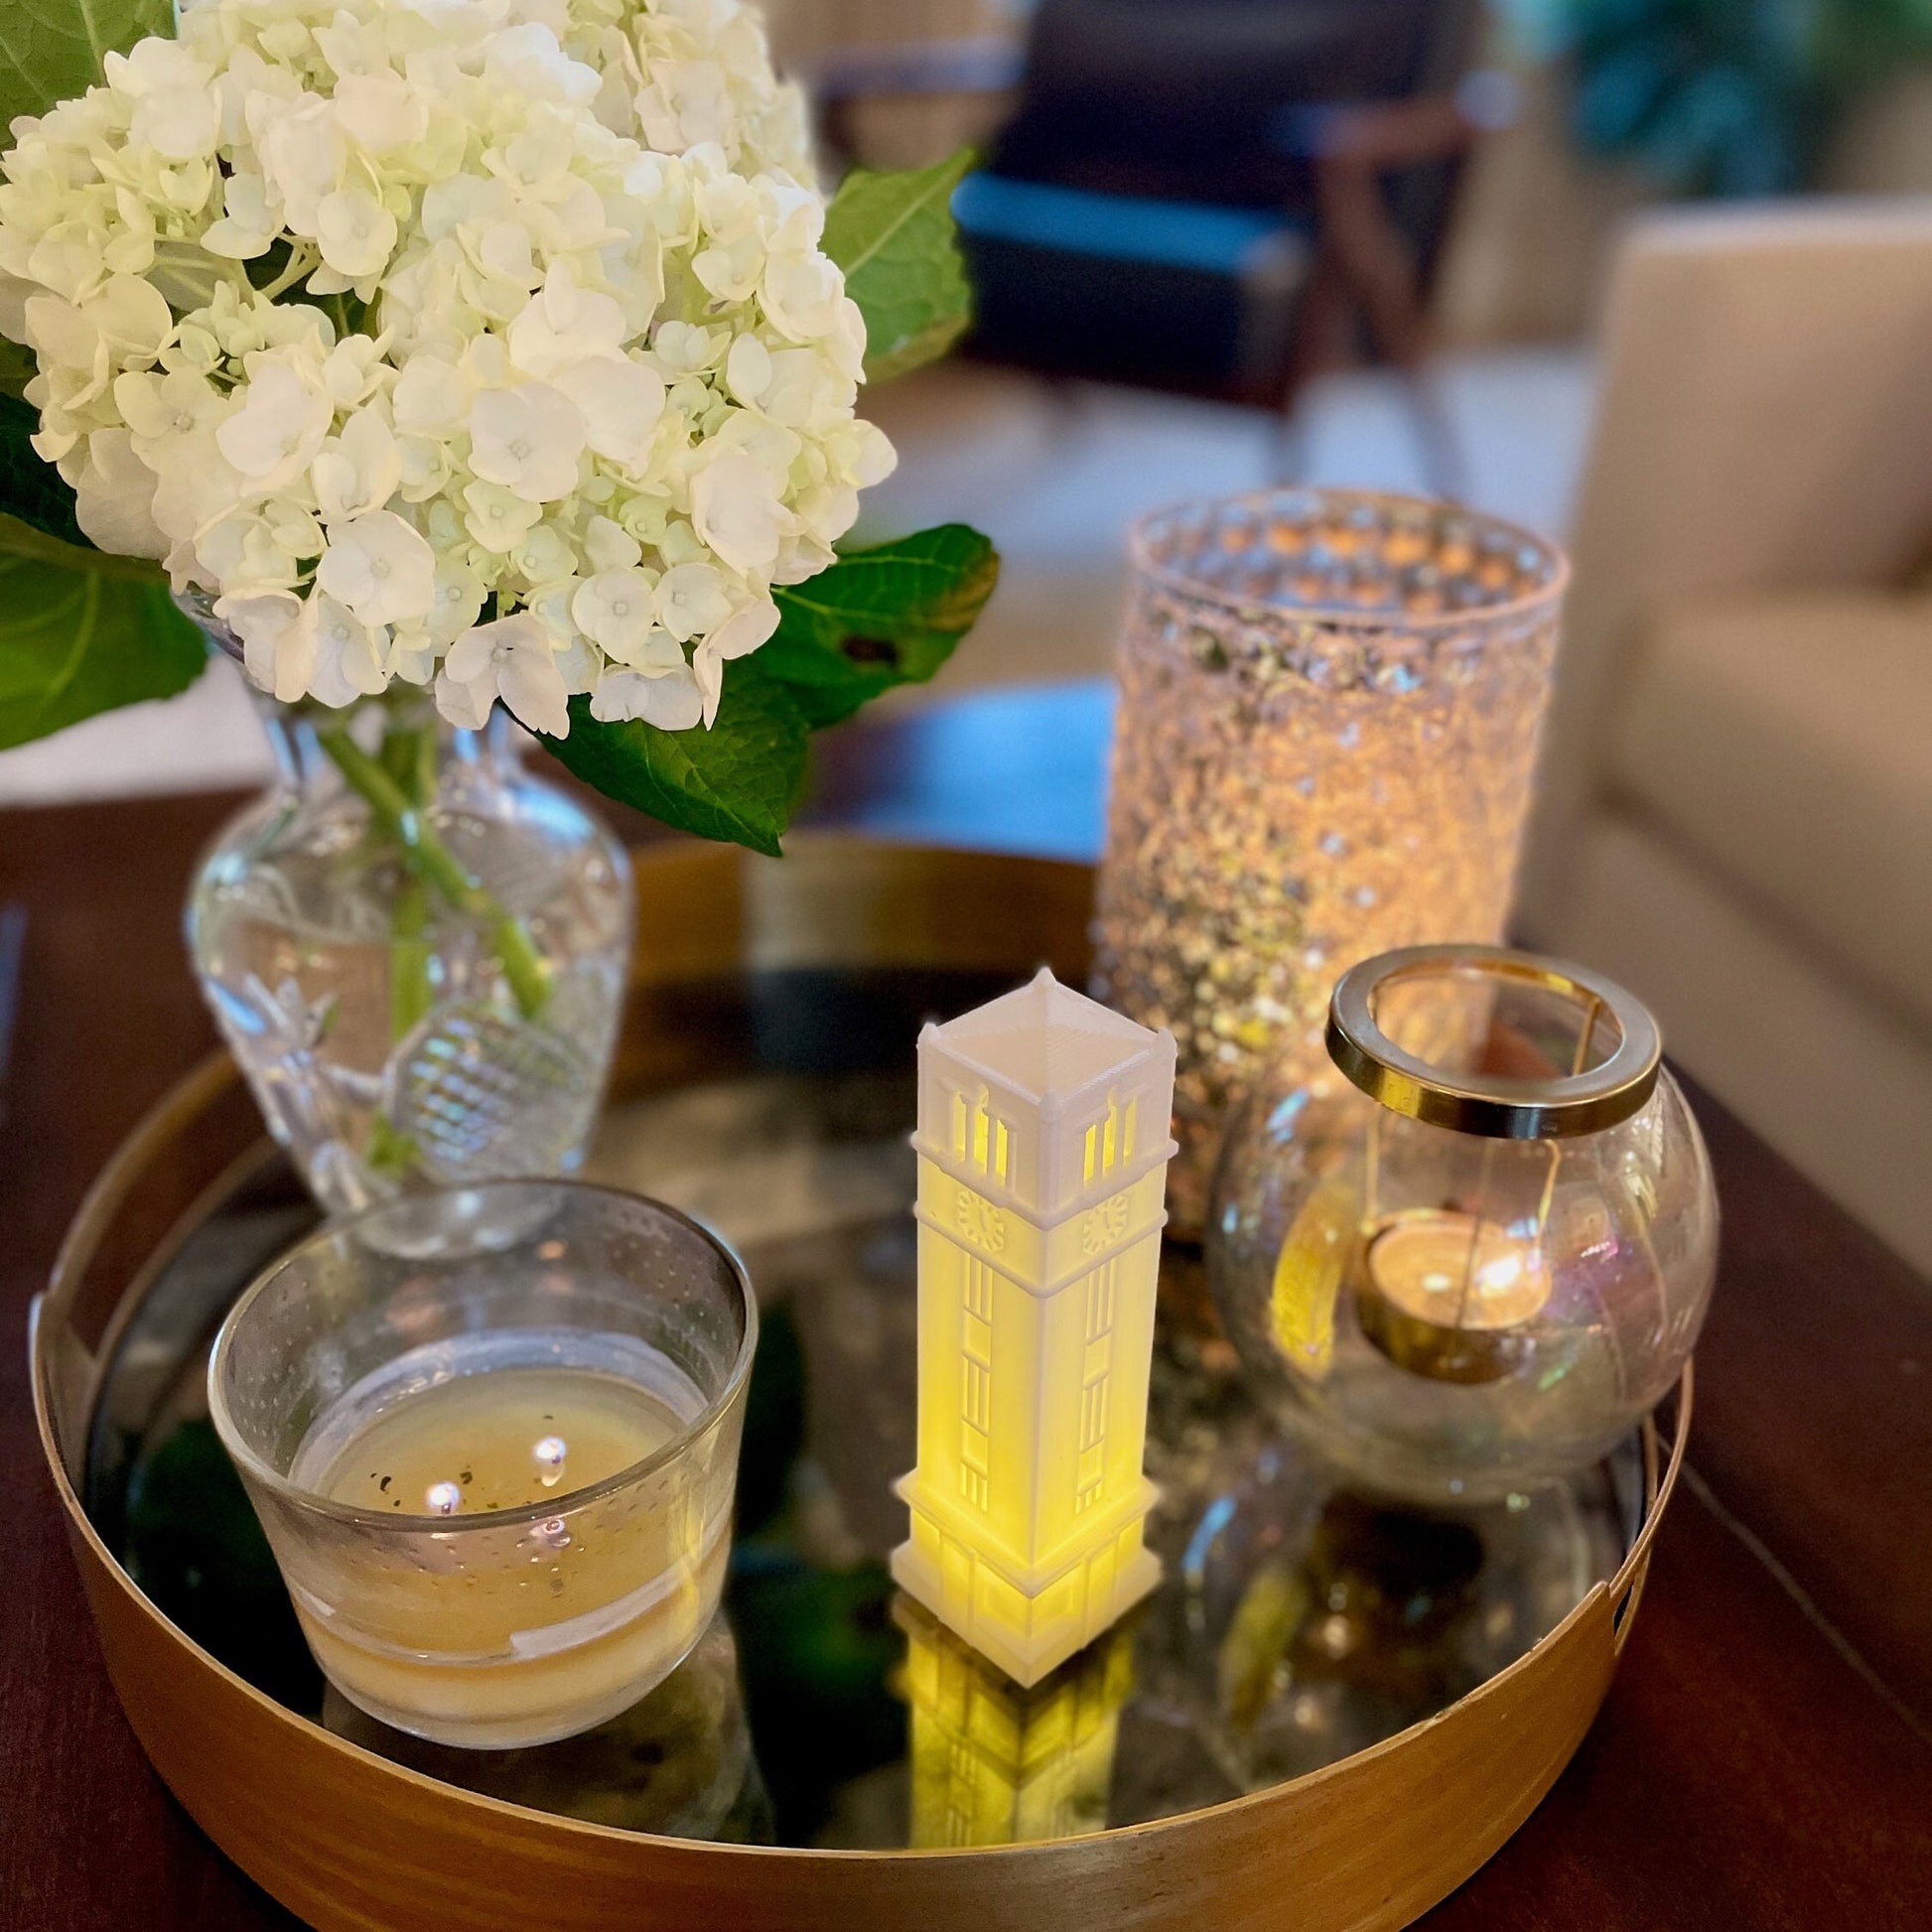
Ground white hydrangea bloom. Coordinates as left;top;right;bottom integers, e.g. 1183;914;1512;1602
0;0;894;737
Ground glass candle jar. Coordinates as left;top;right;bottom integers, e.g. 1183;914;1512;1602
1208;946;1717;1500
1093;489;1567;1234
209;1181;756;1748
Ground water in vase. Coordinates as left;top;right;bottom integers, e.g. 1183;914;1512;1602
188;700;632;1215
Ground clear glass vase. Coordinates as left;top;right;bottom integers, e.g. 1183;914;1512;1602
188;684;633;1217
1093;488;1568;1235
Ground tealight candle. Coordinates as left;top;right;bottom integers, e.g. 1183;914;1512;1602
210;1183;756;1749
1355;1209;1550;1385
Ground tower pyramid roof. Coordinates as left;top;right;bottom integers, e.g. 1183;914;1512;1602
925;969;1169;1107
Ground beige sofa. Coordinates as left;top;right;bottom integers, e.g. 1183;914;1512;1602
1518;200;1932;1272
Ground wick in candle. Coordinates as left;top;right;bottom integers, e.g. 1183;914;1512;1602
1355;1209;1552;1385
1367;1213;1549;1331
426;1480;462;1516
533;1435;568;1488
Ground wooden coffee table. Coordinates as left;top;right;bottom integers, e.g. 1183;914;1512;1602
2;687;1927;1931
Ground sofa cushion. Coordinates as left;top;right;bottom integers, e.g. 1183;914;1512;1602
1553;815;1932;1273
1604;589;1932;1030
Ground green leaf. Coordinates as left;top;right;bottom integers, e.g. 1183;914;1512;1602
0;516;206;750
760;524;1000;728
545;656;811;856
0;391;88;548
0;0;178;137
863;311;972;386
823;150;974;384
0;338;34;402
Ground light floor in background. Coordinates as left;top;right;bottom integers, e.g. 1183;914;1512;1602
0;346;1594;806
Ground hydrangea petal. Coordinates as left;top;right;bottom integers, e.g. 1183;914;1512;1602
591;663;705;730
315;509;436;626
690;449;793;573
552;356;664;469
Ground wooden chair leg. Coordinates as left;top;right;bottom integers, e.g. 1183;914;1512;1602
1309;158;1468;500
1274;248;1356;483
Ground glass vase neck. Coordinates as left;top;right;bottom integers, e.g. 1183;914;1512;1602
254;692;514;797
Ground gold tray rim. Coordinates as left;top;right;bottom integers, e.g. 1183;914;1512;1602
29;835;1690;1932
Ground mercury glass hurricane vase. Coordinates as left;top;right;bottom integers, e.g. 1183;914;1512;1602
187;645;633;1218
1092;488;1568;1234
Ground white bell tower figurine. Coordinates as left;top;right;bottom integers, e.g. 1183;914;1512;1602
893;969;1177;1685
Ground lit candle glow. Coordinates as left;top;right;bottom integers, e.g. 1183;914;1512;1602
894;970;1177;1687
1356;1210;1550;1384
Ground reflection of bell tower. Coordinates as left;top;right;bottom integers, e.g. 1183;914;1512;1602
893;969;1176;1685
897;1595;1136;1848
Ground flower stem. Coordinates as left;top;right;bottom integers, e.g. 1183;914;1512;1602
381;723;437;1035
366;724;435;1178
257;242;322;301
315;724;552;1021
388;865;435;1037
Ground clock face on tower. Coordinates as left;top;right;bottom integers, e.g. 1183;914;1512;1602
892;970;1177;1687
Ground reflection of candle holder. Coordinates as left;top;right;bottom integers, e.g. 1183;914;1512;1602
1180;1429;1632;1798
321;1613;768;1838
892;971;1176;1686
896;1595;1135;1848
1217;1492;1484;1725
209;1181;756;1748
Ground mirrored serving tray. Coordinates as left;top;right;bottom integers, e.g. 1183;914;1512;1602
37;838;1683;1932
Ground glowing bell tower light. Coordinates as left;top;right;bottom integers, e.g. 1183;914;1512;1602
893;969;1177;1687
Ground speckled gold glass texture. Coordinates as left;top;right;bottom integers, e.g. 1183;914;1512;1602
1092;489;1568;1233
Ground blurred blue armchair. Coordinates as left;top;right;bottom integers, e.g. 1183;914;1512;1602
804;0;1510;482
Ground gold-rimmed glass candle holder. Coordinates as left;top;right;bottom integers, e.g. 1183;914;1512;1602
1093;488;1568;1233
1208;946;1718;1500
208;1181;756;1748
